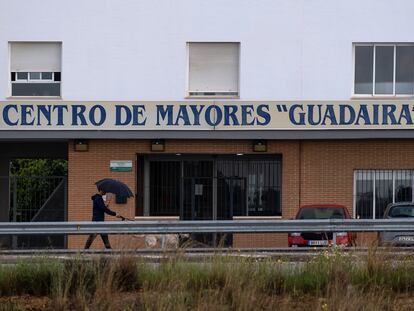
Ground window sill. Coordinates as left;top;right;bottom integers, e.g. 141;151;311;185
351;95;414;100
185;95;240;100
6;96;62;100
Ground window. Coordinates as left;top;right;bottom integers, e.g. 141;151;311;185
354;44;414;96
354;170;414;219
216;158;282;217
10;42;62;97
187;42;240;97
145;156;281;218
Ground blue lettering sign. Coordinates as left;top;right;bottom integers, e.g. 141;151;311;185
115;105;132;126
224;105;240;126
156;105;173;126
256;105;270;125
3;105;18;126
132;105;146;126
382;104;398;125
241;105;255;126
89;105;106;126
21;105;35;126
52;105;68;126
339;105;356;125
71;105;87;126
190;105;205;126
205;105;222;126
37;105;52;126
289;104;305;125
175;105;191;125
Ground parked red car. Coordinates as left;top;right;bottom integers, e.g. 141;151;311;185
288;204;354;247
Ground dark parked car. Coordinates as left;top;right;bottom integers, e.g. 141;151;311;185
288;204;354;247
379;202;414;246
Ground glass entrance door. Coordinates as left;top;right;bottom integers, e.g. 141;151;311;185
181;161;215;246
182;177;213;221
182;160;214;221
145;155;282;247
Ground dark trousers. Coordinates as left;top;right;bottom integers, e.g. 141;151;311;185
84;234;112;249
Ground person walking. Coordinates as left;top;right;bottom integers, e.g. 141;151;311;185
84;187;121;249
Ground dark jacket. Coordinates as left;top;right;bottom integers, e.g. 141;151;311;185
91;194;116;221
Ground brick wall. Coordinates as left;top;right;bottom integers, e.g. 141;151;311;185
68;139;414;249
68;139;299;248
300;139;414;211
298;139;414;247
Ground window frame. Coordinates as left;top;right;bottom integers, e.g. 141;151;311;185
142;154;282;218
353;169;414;219
186;42;241;99
8;41;62;99
352;43;414;98
12;71;58;83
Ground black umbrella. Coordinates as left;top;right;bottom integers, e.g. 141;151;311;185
95;178;134;198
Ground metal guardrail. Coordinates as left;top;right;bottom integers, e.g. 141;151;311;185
1;219;414;235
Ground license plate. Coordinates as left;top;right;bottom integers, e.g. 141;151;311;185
397;236;414;242
308;240;329;246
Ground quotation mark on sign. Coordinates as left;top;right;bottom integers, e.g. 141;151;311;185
276;104;288;112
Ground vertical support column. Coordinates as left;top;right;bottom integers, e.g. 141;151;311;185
143;157;150;216
212;160;217;221
0;158;10;248
0;158;10;222
12;177;17;249
63;177;68;248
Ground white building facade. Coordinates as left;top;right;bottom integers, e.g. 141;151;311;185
1;0;414;248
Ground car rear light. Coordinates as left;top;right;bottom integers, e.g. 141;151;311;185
335;232;347;237
289;233;301;236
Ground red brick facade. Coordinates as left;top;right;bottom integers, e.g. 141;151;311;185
67;139;414;248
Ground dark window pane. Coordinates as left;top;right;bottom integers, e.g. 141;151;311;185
354;46;373;94
247;160;281;216
149;161;181;216
216;157;282;217
375;46;394;94
184;161;213;177
16;72;28;80
11;72;16;81
54;72;61;81
355;171;374;219
375;170;393;218
41;72;53;80
395;170;413;202
396;46;414;95
29;72;41;80
11;83;60;96
191;178;213;220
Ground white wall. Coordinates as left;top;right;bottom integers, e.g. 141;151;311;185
0;0;413;101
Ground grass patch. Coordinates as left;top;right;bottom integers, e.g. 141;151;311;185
0;249;413;310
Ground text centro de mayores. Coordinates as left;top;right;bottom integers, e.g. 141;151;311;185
1;104;270;126
2;103;414;127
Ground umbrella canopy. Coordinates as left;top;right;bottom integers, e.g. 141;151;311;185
95;178;134;198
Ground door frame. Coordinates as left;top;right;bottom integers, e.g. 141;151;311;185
141;154;282;219
143;155;216;219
